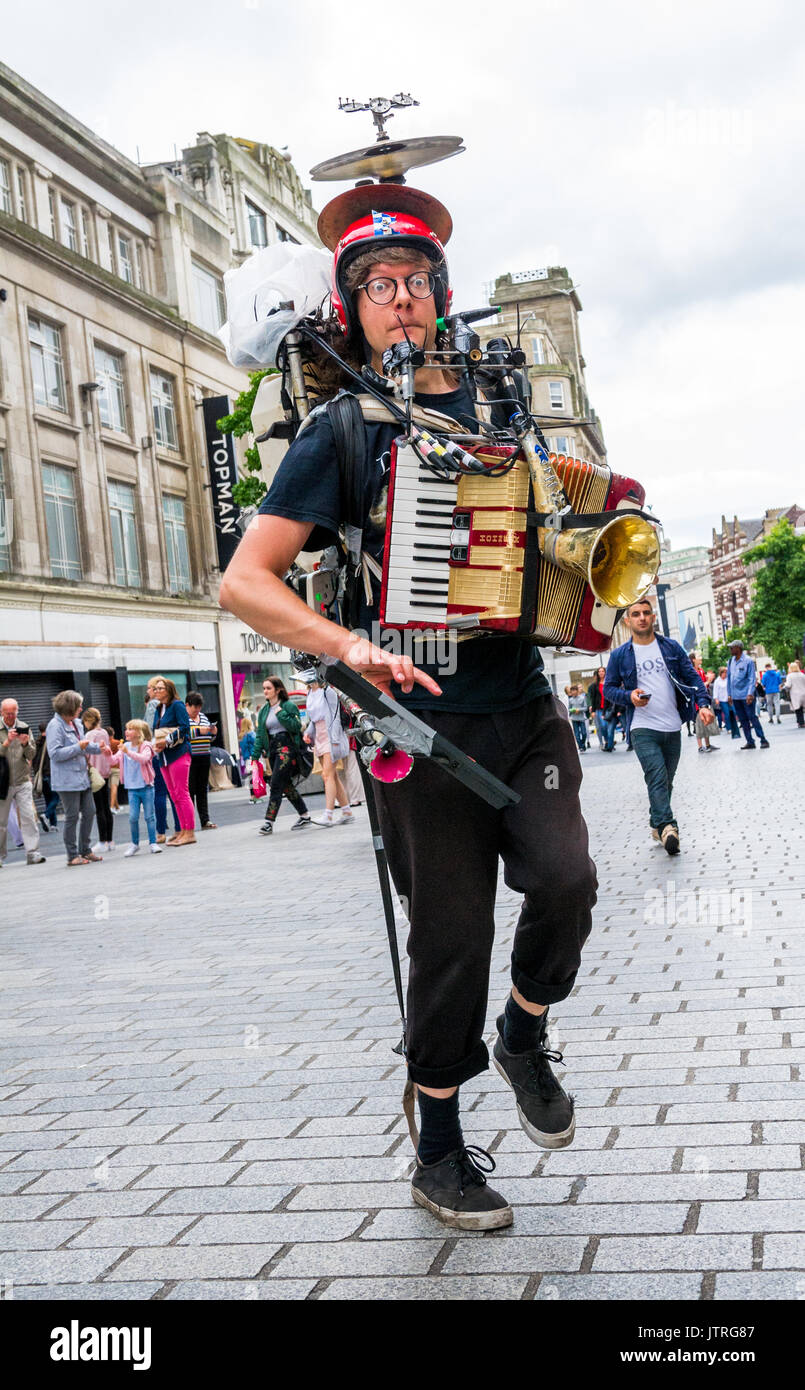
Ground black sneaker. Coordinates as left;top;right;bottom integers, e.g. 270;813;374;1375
760;740;770;748
661;824;680;855
740;742;756;749
493;1013;576;1148
258;822;273;835
291;816;311;830
411;1145;513;1231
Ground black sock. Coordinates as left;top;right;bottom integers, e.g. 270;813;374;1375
416;1089;463;1166
502;994;547;1054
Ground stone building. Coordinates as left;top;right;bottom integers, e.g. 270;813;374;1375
0;61;319;742
708;506;805;637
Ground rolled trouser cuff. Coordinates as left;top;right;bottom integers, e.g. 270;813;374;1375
511;954;578;1006
406;1039;489;1089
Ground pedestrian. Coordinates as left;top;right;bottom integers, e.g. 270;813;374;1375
149;677;196;845
604;597;713;854
300;671;354;827
587;665;616;751
761;663;783;724
107;727;122;815
45;691;104;866
567;684;589;752
727;640;770;750
239;715;255;781
81;707;116;854
220;187;596;1230
0;697;47;867
252;676;311;836
186;691;217;831
108;720;162;857
694;696;718;753
784;661;805;728
32;721;60;832
144;678;179;842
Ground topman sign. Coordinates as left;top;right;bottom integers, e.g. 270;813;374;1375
203;395;240;571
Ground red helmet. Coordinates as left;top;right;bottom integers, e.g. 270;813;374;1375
317;185;453;339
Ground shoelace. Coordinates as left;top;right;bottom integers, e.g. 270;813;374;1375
526;1043;566;1100
449;1145;496;1195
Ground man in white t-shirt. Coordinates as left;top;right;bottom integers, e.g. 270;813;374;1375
604;598;713;855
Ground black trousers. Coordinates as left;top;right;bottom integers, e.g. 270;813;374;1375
373;694;597;1088
264;737;308;823
92;779;114;842
188;755;211;827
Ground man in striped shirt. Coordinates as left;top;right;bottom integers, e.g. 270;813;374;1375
186;692;217;830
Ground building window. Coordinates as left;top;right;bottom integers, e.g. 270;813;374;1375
0;452;11;572
276;225;299;244
550;435;572;456
118;233;133;283
530;335;545;366
150;370;178;449
108;480;141;587
80;207;92;259
0;158;11;213
29;315;67;412
162;494;191;591
549;380;565;410
191;259;226;333
107;222;116;272
16;167;28;222
48;187;58;238
94;345;127;432
246;199;268;248
60;198;78;251
42;463;82;579
135;243;146;289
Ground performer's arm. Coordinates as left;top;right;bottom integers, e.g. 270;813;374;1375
220;514;442;699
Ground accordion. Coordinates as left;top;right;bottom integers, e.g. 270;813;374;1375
379;438;651;654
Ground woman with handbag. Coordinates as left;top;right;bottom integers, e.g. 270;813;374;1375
150;676;196;846
45;691;104;865
299;670;353;828
82;707;116;853
253;676;311;837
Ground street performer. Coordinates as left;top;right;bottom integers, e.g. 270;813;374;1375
219;183;598;1231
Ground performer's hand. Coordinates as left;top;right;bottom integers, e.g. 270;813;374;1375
338;634;443;699
631;688;650;707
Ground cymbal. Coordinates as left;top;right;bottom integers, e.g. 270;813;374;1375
310;135;464;183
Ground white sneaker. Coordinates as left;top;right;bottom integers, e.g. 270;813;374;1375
311;812;335;827
124;845;140;857
91;842;105;855
149;843;163;854
337;809;354;824
109;806;120;815
105;842;115;851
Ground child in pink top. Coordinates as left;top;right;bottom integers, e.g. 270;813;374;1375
108;721;161;857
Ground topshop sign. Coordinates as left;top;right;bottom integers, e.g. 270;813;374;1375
203;395;240;570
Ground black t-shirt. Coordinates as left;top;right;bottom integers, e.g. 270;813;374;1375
258;383;550;713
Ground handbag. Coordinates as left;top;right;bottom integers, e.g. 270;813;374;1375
88;765;105;793
251;760;267;798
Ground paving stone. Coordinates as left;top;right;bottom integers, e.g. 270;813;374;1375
443;1236;587;1275
531;1273;702;1300
697;1201;805;1233
592;1235;753;1271
762;1234;805;1268
13;1282;164;1300
0;1219;89;1249
178;1211;364;1244
129;1163;248;1188
269;1239;446;1278
578;1173;746;1203
164;1279;319;1300
65;1215;196;1247
714;1272;805;1299
318;1275;530;1300
102;1244;282;1280
757;1172;805;1200
46;1191;171;1219
0;1250;125;1284
363;1201;687;1240
680;1146;801;1172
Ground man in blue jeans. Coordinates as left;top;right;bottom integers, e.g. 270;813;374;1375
727;640;770;749
605;598;713;855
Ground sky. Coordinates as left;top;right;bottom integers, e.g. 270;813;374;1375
4;0;804;548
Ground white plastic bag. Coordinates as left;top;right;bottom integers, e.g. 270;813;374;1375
219;243;332;369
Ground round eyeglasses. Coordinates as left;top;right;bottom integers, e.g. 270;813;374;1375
356;270;437;305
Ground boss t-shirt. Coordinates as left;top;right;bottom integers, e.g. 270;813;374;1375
630;639;682;733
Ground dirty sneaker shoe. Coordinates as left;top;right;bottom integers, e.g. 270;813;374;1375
411;1146;513;1231
660;823;680;855
493;1014;576;1148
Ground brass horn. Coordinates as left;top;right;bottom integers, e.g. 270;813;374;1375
541;512;662;609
